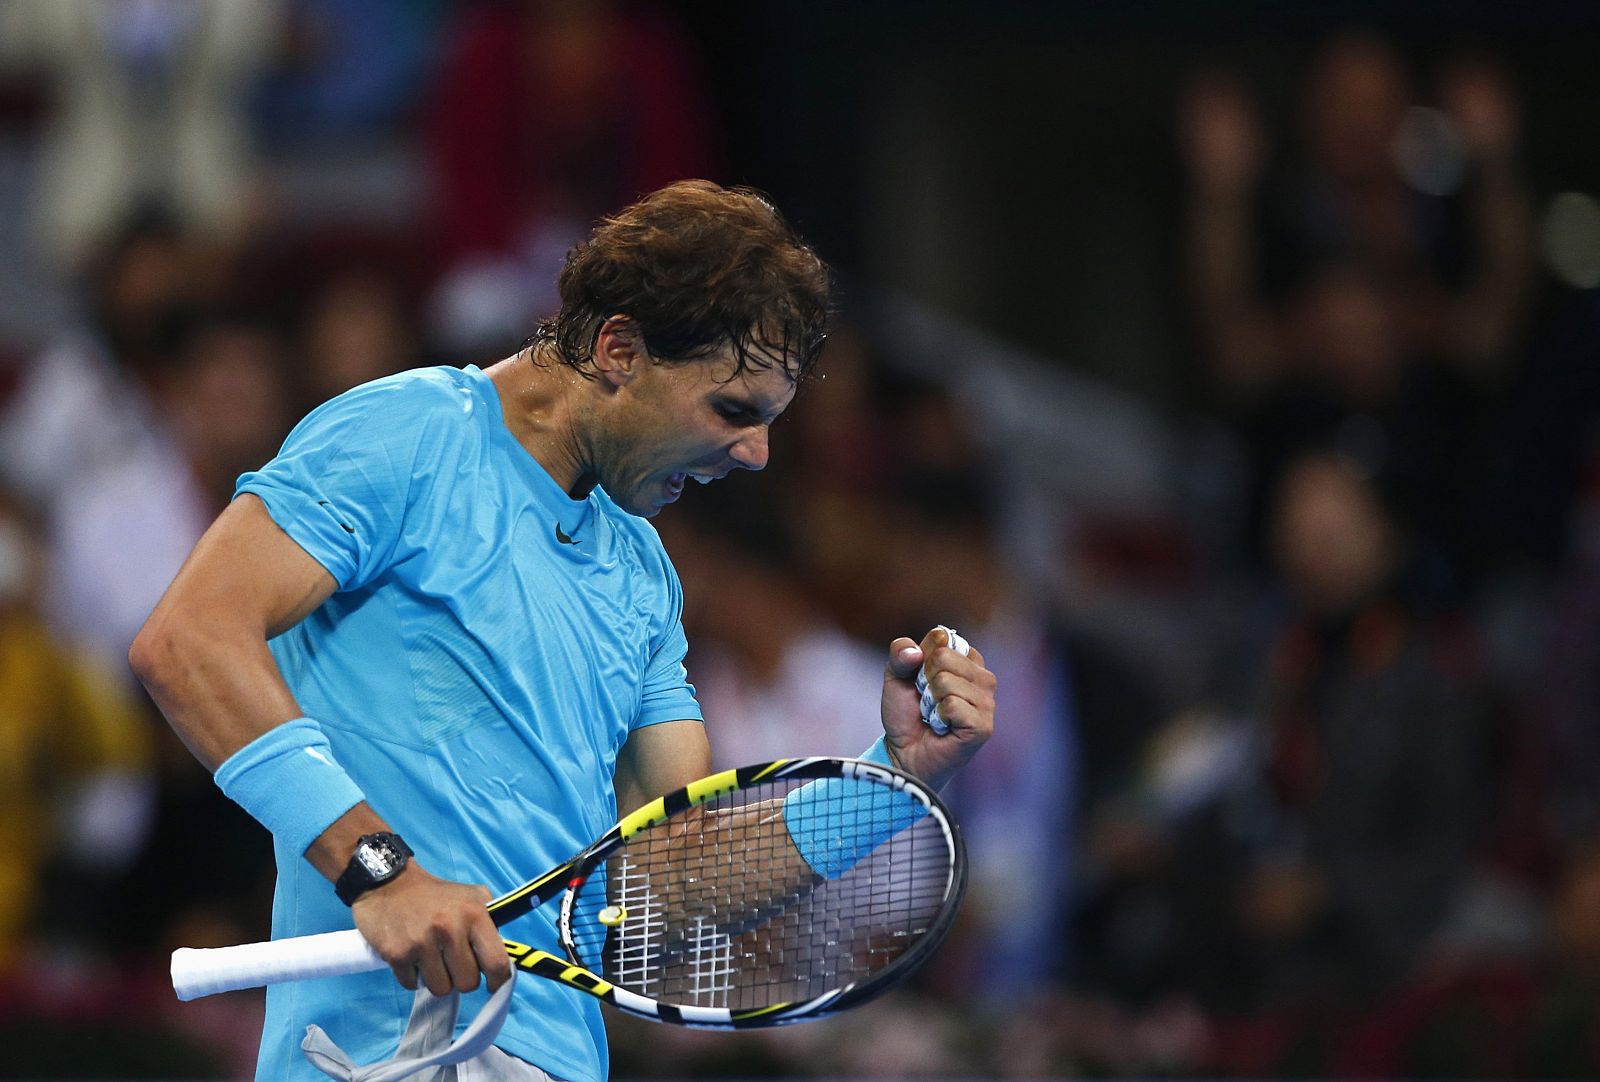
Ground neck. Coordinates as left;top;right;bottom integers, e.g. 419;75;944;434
485;346;595;499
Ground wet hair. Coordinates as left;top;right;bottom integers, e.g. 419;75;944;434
526;180;831;383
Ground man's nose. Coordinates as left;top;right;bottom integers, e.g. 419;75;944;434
729;426;770;471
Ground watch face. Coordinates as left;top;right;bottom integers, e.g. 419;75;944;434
358;843;395;878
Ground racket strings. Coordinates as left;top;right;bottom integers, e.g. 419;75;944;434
565;776;954;1010
608;851;668;995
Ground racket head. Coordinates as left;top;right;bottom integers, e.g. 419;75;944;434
552;757;965;1028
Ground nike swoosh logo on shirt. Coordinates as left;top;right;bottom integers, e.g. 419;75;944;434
318;500;356;534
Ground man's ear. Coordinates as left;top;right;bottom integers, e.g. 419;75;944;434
591;316;649;389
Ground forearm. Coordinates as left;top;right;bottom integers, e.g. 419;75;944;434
134;621;377;866
665;803;819;926
134;614;506;992
129;510;373;870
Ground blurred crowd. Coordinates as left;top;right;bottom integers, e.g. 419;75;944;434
1;3;1599;1079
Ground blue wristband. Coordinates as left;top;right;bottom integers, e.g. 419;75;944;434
782;739;926;880
213;717;366;858
860;736;894;766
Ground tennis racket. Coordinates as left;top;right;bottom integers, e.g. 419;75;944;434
171;756;965;1029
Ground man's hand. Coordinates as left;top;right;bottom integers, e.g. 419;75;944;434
352;864;511;995
879;627;995;790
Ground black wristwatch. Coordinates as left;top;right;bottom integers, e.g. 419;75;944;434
335;832;413;906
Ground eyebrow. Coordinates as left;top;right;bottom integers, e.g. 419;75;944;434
714;392;787;425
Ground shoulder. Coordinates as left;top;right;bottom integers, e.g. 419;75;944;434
330;365;480;417
292;366;485;444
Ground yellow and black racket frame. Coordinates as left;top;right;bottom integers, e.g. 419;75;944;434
486;756;967;1029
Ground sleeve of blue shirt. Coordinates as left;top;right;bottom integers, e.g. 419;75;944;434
235;378;435;590
637;591;702;728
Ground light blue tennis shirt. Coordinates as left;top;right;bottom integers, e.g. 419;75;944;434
236;365;703;1082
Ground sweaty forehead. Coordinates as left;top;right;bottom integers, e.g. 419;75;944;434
728;362;797;417
698;348;797;412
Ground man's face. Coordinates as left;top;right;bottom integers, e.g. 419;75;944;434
599;347;797;517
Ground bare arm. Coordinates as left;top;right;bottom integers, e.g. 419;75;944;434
613;718;712;816
613;627;995;933
130;494;333;767
129;495;509;994
613;720;819;918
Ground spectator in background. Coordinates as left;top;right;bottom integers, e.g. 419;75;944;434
251;0;445;149
1237;260;1486;602
426;0;721;352
776;334;935;643
1530;463;1600;853
0;0;280;271
1178;452;1490;1033
0;205;192;512
1243;451;1487;993
875;451;1169;1007
1183;34;1532;409
1332;835;1600;1079
158;310;294;507
780;325;897;496
658;509;884;771
0;205;218;672
297;268;421;410
44;307;291;671
1181;36;1532;603
0;488;154;965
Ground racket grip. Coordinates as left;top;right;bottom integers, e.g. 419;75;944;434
171;928;386;1001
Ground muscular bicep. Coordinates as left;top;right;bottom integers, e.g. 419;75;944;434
160;494;337;637
130;494;338;768
613;719;712;816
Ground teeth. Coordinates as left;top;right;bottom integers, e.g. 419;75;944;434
693;475;714;485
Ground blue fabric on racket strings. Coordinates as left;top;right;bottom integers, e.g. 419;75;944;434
783;750;928;880
213;717;366;859
784;627;970;879
916;625;970;735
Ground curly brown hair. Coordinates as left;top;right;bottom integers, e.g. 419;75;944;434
526;180;831;383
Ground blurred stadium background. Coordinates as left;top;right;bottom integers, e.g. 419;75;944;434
4;0;1600;1078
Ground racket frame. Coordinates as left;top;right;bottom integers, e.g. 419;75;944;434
170;756;966;1029
520;756;966;1028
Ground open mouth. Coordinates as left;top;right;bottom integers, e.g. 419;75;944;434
666;472;719;498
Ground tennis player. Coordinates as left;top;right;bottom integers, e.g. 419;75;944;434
131;180;996;1082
